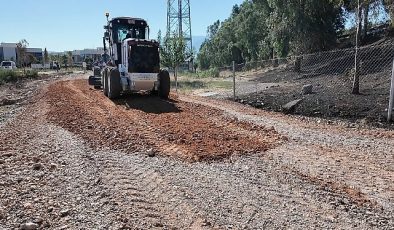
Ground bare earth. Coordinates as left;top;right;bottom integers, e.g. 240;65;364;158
0;75;393;229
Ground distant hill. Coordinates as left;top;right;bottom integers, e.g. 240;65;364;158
192;36;206;53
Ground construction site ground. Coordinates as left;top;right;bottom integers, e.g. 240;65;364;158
0;74;393;229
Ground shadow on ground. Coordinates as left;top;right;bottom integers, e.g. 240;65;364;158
115;94;181;114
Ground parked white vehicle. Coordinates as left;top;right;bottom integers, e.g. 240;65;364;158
0;61;17;70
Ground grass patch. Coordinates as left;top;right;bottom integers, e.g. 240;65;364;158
206;81;232;89
0;69;40;85
0;70;18;84
180;68;220;79
25;70;39;78
171;78;232;92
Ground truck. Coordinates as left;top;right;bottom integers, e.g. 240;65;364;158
89;13;170;99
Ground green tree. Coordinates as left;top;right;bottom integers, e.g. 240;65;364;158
342;0;383;41
198;1;269;68
157;30;162;43
27;54;37;65
84;57;93;64
62;55;68;68
266;0;344;56
197;0;394;70
160;35;186;92
384;0;394;27
16;39;29;74
193;62;198;73
207;20;221;39
44;48;49;64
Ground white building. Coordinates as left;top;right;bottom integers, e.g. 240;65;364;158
0;43;43;64
0;43;17;61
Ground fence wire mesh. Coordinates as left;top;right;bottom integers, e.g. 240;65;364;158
196;43;394;123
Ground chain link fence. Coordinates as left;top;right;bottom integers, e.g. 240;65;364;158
196;42;394;124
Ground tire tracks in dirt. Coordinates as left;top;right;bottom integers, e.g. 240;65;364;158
181;95;394;213
0;81;215;229
45;79;281;162
2;77;394;228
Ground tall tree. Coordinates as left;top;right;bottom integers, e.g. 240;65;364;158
382;0;394;27
61;55;68;68
27;54;37;65
44;48;49;65
157;30;162;43
198;0;345;68
160;35;186;92
207;20;221;39
267;0;344;56
16;39;29;74
342;0;387;41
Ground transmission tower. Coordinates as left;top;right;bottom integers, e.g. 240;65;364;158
167;0;193;58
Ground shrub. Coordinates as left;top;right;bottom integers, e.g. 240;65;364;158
208;67;220;78
198;67;220;78
0;70;18;85
0;69;40;85
25;70;39;79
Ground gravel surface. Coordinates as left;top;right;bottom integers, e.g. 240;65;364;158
44;79;282;162
1;76;393;229
0;73;79;129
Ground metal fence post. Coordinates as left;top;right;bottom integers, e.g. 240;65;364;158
388;59;394;122
352;0;361;94
232;61;236;101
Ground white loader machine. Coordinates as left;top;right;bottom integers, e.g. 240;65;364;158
89;13;170;99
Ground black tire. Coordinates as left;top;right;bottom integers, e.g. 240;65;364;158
151;89;158;96
93;67;101;76
94;85;101;90
158;70;170;99
108;69;121;99
103;69;109;96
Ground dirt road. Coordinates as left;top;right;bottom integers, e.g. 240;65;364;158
0;76;393;229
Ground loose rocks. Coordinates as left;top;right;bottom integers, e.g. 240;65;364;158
302;84;313;95
282;99;303;114
20;222;39;230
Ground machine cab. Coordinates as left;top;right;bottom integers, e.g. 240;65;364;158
110;17;149;43
104;17;150;65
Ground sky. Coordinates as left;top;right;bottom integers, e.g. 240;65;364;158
0;0;243;52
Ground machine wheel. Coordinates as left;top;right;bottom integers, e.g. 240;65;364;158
94;85;101;90
93;67;101;76
158;70;170;99
108;69;121;99
103;69;109;96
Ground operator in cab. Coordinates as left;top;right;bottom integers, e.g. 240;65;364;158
125;29;136;39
